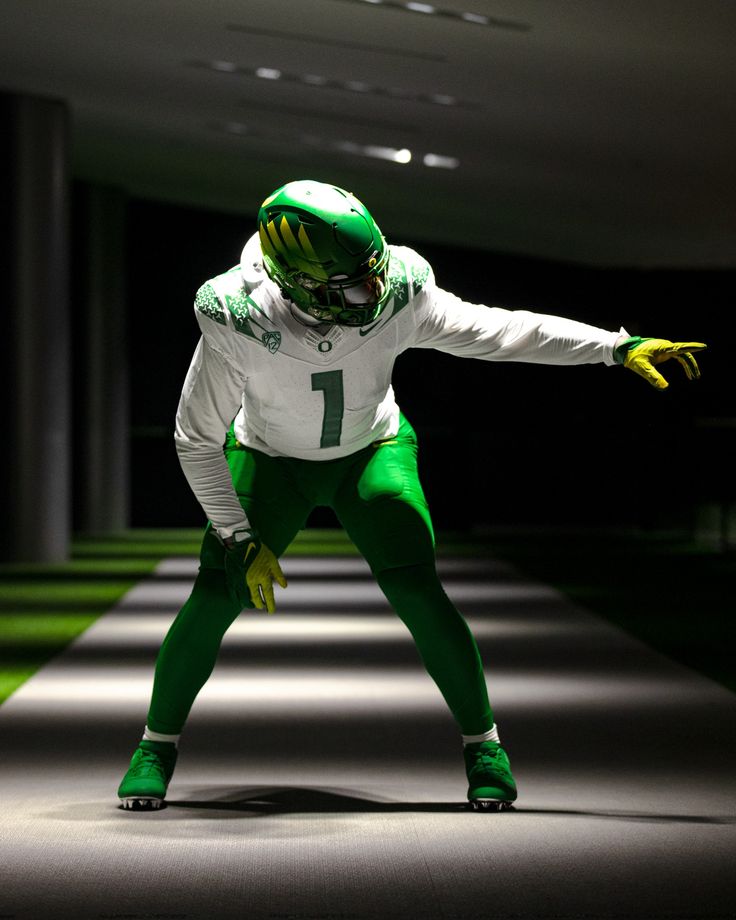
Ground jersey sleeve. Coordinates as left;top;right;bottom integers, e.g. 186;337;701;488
174;285;250;538
409;268;623;366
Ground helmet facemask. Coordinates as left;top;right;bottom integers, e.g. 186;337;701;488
291;248;390;326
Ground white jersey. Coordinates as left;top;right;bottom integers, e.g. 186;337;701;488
175;233;624;537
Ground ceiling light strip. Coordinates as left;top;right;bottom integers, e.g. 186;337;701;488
213;121;459;168
192;60;470;108
336;0;531;31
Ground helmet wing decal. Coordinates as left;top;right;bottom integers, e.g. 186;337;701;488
297;223;319;262
277;215;320;274
277;214;301;258
261;220;288;262
261;215;321;278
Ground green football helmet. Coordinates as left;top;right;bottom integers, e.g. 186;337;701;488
258;179;391;326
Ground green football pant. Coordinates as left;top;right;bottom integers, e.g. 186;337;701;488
146;416;494;737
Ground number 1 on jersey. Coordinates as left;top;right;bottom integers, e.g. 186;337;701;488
311;370;344;448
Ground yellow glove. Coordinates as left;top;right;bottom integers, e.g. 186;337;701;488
223;530;287;614
246;541;288;614
616;337;707;390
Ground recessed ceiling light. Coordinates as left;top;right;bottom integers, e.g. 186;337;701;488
210;60;237;72
255;67;282;80
429;93;456;105
405;2;435;12
461;12;489;24
334;141;411;163
423;153;459;169
363;145;412;163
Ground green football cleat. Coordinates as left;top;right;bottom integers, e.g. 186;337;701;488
464;741;517;811
117;740;178;810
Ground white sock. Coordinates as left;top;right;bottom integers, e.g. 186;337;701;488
143;725;180;747
462;724;500;745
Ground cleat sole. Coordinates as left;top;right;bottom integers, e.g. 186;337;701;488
120;797;165;811
469;799;514;812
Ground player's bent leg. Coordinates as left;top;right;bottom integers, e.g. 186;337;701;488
119;446;311;810
333;416;516;807
375;563;494;736
377;563;517;809
335;415;494;734
146;567;243;736
117;567;242;810
333;418;516;807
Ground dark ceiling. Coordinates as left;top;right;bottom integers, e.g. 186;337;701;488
1;0;734;266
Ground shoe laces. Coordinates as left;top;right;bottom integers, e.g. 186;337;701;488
467;745;509;778
133;748;170;779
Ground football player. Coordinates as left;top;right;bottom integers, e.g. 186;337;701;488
118;180;705;811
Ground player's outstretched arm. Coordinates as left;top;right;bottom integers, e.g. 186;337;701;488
221;529;287;614
614;337;707;390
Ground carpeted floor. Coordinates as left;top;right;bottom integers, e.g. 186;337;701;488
0;553;734;920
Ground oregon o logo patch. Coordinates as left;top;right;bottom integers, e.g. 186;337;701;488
317;340;333;353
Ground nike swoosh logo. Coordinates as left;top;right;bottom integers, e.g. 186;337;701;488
243;542;257;565
360;300;396;336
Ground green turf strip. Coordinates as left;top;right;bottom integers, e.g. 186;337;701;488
0;536;167;705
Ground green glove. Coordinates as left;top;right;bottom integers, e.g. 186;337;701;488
614;336;707;390
222;529;287;614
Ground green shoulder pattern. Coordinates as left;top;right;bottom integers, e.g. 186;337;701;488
380;249;432;322
223;288;282;354
383;256;413;320
196;271;282;355
194;283;226;326
410;254;431;293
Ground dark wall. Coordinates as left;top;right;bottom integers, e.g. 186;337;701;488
117;196;729;533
